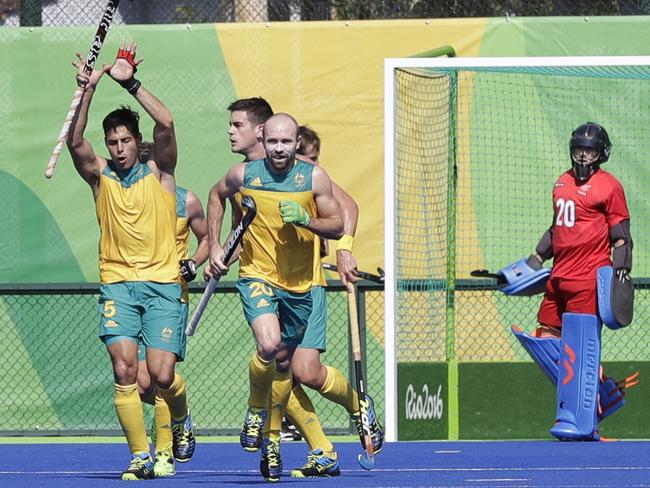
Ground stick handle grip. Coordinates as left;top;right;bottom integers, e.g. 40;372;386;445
44;86;85;178
347;283;362;358
185;277;219;336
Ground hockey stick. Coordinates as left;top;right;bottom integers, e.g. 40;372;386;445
185;195;257;336
323;262;384;284
470;268;505;284
347;283;375;470
44;0;120;179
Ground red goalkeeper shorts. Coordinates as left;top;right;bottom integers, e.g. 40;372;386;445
537;277;598;328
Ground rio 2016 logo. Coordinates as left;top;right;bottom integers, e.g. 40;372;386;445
405;383;443;420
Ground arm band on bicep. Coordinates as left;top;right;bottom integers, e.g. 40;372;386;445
610;220;633;270
535;229;554;261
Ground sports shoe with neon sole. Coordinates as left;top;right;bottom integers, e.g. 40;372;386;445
171;410;196;462
121;452;154;481
290;448;340;478
240;407;267;452
153;448;176;477
260;437;282;482
350;394;384;454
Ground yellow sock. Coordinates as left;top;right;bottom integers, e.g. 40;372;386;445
154;393;173;452
286;384;335;455
264;369;293;442
319;366;359;415
248;352;276;409
157;373;188;421
114;383;149;455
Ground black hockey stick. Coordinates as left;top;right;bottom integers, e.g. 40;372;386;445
347;283;375;470
185;195;257;336
323;262;384;283
470;268;505;284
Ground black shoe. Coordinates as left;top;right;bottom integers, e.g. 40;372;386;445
260;438;282;482
121;452;154;480
280;417;302;442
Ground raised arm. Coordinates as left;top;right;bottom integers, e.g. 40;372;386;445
107;41;177;186
66;53;109;194
135;87;176;177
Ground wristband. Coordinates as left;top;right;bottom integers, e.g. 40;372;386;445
118;77;141;95
336;234;354;252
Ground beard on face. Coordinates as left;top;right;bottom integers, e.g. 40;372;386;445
268;149;296;169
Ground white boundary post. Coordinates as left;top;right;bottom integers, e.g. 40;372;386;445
383;59;398;443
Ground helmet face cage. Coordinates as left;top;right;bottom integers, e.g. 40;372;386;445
569;122;612;182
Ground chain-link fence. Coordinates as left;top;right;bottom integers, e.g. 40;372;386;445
0;280;383;435
391;61;650;364
3;0;650;27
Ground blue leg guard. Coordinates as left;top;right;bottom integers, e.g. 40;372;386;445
599;371;639;420
511;325;559;384
511;324;635;427
550;313;602;441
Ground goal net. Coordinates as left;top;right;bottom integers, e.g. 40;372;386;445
384;56;650;440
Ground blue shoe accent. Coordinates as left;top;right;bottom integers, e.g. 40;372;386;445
121;452;154;480
240;407;267;452
171;410;196;462
260;438;282;482
290;449;340;478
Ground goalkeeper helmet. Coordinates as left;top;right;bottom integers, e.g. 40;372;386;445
570;122;611;182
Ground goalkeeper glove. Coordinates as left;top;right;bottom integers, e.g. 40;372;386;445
279;200;310;226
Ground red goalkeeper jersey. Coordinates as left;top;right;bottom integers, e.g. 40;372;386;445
550;169;629;280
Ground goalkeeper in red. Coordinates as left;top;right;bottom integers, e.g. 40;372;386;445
511;122;636;441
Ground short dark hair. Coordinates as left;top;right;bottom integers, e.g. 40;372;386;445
298;125;320;156
102;106;141;138
227;97;273;126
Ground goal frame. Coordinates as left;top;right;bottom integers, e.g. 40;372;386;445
383;55;650;442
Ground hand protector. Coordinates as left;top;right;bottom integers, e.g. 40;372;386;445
279;200;310;226
498;255;551;296
179;259;197;282
597;265;634;329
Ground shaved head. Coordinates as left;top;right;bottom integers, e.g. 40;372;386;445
263;113;301;172
264;113;300;138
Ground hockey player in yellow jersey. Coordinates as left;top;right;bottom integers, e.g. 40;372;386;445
207;113;343;481
66;41;194;480
135;172;209;477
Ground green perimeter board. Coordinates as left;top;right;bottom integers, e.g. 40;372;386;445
398;362;448;440
0;24;239;283
459;361;647;439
